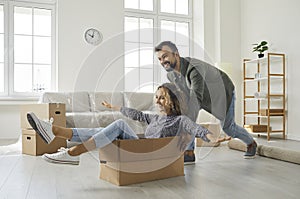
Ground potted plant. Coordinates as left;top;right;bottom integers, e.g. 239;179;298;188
252;40;268;58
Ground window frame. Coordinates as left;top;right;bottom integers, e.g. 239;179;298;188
158;0;193;19
124;0;193;92
0;1;8;97
158;15;193;55
124;13;157;92
0;0;56;99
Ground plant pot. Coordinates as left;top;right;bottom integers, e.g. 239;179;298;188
258;53;264;58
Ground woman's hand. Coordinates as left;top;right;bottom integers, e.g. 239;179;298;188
102;100;112;108
216;136;231;143
101;100;120;111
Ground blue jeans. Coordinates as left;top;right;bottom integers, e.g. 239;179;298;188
186;91;254;150
70;119;139;148
221;91;254;145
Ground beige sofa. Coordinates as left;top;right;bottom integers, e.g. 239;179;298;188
39;91;155;133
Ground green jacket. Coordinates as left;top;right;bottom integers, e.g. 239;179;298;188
167;57;235;121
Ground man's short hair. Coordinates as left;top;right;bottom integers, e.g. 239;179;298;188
154;41;178;53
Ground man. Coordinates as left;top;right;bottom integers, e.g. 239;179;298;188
155;41;257;164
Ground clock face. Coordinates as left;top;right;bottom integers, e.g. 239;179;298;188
84;28;103;45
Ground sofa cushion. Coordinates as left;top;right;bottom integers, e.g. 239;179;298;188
40;92;90;112
66;111;147;132
89;92;124;112
124;92;155;111
66;111;122;128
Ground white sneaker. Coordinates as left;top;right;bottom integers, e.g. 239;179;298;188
42;147;80;165
27;112;55;144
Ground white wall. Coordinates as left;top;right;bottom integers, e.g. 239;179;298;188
218;0;242;125
241;0;300;140
203;0;243;124
0;105;22;139
0;0;124;139
57;0;124;92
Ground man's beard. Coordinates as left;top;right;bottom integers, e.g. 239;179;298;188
163;59;177;72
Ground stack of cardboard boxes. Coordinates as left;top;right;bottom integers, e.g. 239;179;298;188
20;103;67;156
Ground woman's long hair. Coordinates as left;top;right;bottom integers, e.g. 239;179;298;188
157;83;187;116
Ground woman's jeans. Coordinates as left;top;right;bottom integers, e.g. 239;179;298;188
70;119;139;149
186;91;254;150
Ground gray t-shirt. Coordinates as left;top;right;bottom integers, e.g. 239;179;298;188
120;107;210;142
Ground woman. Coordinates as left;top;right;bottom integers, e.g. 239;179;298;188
27;83;211;165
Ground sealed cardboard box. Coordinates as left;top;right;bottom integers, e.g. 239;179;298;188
259;109;284;116
22;129;67;156
244;124;271;132
20;103;66;129
99;137;184;186
196;123;221;147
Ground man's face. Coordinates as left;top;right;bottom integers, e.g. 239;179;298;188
156;46;178;72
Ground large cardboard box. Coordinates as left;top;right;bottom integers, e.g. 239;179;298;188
196;123;221;147
99;136;184;186
22;129;67;156
20;103;66;128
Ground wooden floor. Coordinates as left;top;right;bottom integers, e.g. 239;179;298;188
0;136;300;199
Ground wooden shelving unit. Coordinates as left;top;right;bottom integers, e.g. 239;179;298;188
243;53;286;140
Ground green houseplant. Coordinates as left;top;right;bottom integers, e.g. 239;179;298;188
252;40;268;58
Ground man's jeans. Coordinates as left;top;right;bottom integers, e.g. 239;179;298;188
186;91;254;150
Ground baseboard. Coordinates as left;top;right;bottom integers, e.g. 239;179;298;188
286;134;300;141
0;138;20;146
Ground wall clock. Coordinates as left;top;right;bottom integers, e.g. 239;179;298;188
84;28;103;46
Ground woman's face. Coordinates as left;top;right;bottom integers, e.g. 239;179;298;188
155;87;173;115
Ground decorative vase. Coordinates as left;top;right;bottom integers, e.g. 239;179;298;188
258;53;264;58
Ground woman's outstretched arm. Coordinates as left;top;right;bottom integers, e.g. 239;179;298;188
101;100;155;124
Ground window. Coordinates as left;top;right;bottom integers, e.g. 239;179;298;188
124;16;155;93
124;0;192;92
0;0;56;98
124;0;153;11
160;0;189;15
